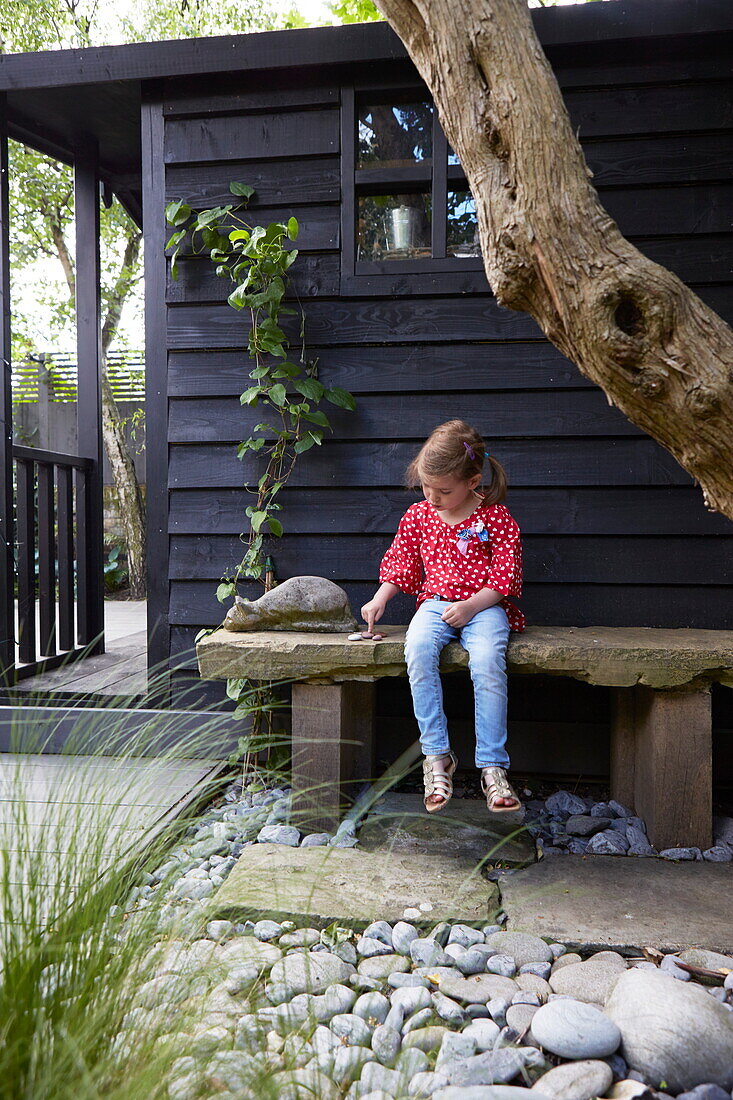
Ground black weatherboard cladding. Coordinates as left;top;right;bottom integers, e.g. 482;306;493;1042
160;10;733;678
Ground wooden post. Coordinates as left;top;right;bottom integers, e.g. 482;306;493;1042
74;138;104;654
0;98;13;684
610;684;712;851
291;681;375;832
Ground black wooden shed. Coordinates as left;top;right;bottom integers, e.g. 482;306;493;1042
0;0;731;773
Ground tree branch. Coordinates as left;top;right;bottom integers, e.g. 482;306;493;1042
375;0;733;518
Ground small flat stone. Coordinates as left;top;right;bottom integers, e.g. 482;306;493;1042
486;955;516;978
659;954;691;981
436;1030;478;1069
372;1022;402;1065
411;938;452;967
358;937;395;958
548;959;625;1005
546;792;587;817
659;846;701;860
434;1090;552;1100
485;933;553;968
444;1047;546;1086
353;992;390;1023
505;1003;539;1033
432;991;468;1025
257;824;301;846
268;950;354;996
678;947;733;976
551;953;582;972
449;925;485;949
254;919;282;941
530;1060;612;1099
439;973;517;1005
301;833;331;847
463;1018;501;1051
703;846;733;862
362;920;394;946
392;921;419;955
403;1026;450;1053
530;999;621;1058
358;954;410;980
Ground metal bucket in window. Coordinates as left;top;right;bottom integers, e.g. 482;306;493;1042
387;205;419;251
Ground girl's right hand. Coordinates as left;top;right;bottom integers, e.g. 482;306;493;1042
360;597;385;633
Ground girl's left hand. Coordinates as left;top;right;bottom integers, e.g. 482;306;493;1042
441;600;475;628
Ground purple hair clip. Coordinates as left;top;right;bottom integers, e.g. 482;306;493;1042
463;441;476;460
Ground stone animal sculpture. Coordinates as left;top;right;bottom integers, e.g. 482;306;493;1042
223;575;358;633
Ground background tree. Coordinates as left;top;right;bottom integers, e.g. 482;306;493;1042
370;0;733;519
1;0;292;598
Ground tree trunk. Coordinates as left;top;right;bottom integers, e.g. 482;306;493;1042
374;0;733;519
101;369;146;598
100;229;146;598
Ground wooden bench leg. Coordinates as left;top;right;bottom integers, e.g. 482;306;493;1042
291;681;375;833
610;684;712;852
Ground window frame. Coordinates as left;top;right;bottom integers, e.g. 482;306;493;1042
340;84;488;297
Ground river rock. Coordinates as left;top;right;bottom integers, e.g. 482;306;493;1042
439;973;517;1005
269;950;354;997
605;969;733;1091
392;921;419;955
548;957;625;1004
530;999;621;1058
565;815;610;837
463;1019;501;1051
434;1091;552;1100
585;830;629;855
546;792;587;816
444;1047;546;1086
485;933;554;967
677;948;733;978
223;575;357;632
257;824;301;846
411;938;452;967
530;1060;613;1099
505;1003;539;1033
219;938;282;970
358;954;410;980
403;1026;450;1053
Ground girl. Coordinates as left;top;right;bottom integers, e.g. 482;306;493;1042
361;420;525;815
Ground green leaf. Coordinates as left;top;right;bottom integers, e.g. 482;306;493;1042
283;249;299;268
326;386;357;411
294;377;325;402
165;199;191;226
303;409;331;428
267;517;283;537
228;284;249;310
226;677;248;701
165;229;185;250
229;229;250;242
287;216;299;241
268;383;287;407
294;436;316;454
216;581;236;604
250;510;268;533
240;385;262;406
230;182;255;198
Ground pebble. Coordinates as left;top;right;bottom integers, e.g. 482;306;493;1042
440;973;517;1005
485;932;554;967
463;1018;501;1051
330;1012;373;1046
403;1027;451;1053
443;1046;546;1086
659;954;691;981
549;958;626;1004
358;955;411;980
358;937;395;958
436;1031;478;1068
402;1007;434;1035
530;999;621;1058
565;815;610;837
362;920;394;945
487;955;516;978
457;949;492;976
388;972;430;989
531;1059;613;1100
585;830;629;855
703;846;733;862
546;791;587;816
448;925;485;949
280;928;320;948
353;991;390;1023
301;832;331;847
659;846;702;860
257;824;301;846
395;1047;429;1076
520;962;551;980
605;969;733;1092
206;919;234;941
371;1023;402;1066
410;938;452;967
676;1087;733;1100
269;951;354;996
392;921;419;955
391;985;432;1015
432;991;468;1025
505;1003;539;1033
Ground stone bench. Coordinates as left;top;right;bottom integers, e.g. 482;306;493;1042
196;625;733;849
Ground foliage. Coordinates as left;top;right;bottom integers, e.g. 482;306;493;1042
329;0;382;23
103;541;128;592
166;185;356;591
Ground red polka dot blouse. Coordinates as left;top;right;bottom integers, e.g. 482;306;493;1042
379;499;526;632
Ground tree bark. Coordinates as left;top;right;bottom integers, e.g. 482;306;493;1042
374;0;733;518
100;228;146;598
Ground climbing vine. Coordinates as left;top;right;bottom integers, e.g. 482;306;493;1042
165;183;355;600
165;184;356;775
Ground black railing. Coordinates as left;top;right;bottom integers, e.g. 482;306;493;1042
12;445;101;680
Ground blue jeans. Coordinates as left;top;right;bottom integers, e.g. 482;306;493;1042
404;599;511;769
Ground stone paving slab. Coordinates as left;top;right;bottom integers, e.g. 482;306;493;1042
210;842;501;928
359;793;534;867
197;624;733;688
500;854;733;954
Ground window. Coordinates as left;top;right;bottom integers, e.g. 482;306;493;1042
340;86;486;295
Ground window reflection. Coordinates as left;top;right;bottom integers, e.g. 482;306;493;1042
358;102;433;169
447;190;481;257
357;193;432;260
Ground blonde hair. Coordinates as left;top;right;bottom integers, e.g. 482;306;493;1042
405;419;507;505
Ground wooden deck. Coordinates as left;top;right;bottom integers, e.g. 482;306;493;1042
10;600;148;701
0;751;222;927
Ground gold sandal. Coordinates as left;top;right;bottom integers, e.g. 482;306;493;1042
422;751;458;814
481;766;522;813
